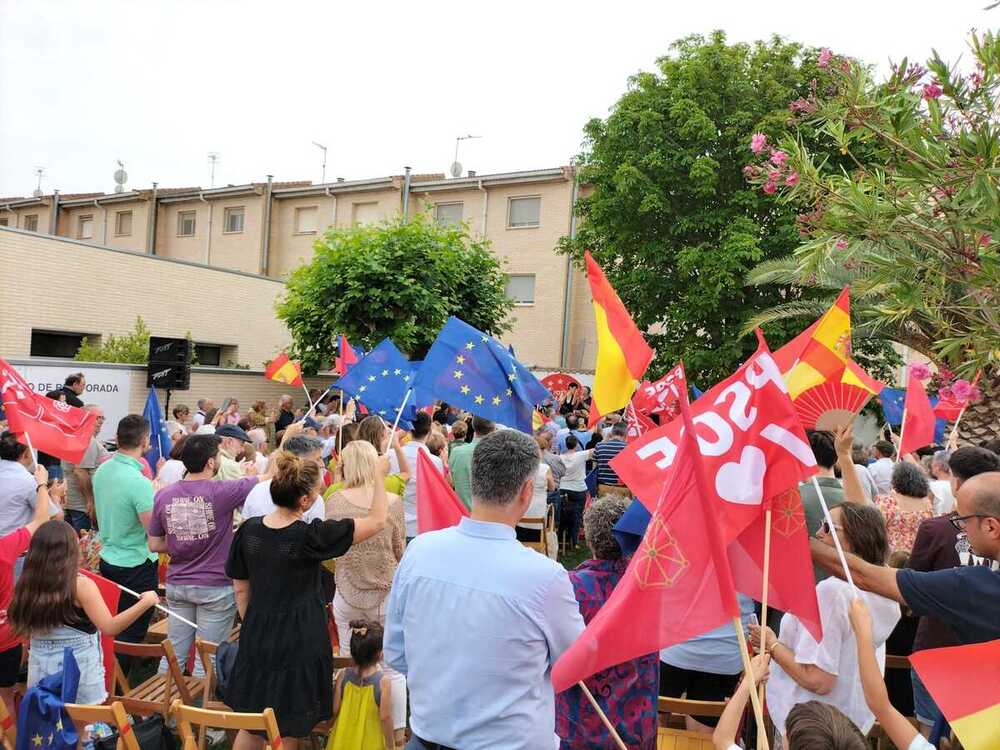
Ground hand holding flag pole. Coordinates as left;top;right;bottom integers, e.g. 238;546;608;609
114;581;198;629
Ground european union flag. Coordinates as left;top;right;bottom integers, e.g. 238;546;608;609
143;388;173;468
17;647;79;750
333;339;417;425
880;387;947;443
411;317;550;433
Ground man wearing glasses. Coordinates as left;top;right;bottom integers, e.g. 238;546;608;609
812;455;1000;647
60;404;108;532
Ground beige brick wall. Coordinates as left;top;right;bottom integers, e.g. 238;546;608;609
156;200;214;265
409;188;488;237
0;228;292;368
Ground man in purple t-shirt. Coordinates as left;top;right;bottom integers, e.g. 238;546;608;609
148;433;264;676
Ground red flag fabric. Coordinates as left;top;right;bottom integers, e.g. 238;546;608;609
900;370;936;457
415;448;469;534
334;335;359;376
79;569;121;693
727;488;823;640
610;338;818;543
624;399;657;442
634;362;688;418
0;358;97;463
934;371;981;421
552;398;740;691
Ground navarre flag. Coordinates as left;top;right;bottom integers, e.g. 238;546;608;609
264;353;303;387
634;362;688;418
0;358;97;464
415;448;469;534
79;570;120;694
552;397;740;691
910;639;1000;750
142;388;173;469
411;317;549;433
899;368;937;457
333;339;417;426
334;335;359;376
784;287;852;399
584;251;654;427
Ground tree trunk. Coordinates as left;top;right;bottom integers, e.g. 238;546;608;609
957;370;1000;447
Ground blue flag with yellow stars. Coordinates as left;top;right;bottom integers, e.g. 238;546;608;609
332;339;417;426
16;647;79;750
412;317;550;433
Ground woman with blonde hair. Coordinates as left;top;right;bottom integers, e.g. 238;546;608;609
325;440;407;745
327;416;409;498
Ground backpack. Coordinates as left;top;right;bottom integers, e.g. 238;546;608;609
214;640;239;704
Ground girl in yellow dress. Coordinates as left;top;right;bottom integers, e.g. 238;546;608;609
328;619;394;750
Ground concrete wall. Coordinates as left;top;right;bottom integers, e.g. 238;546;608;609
267;194;338;279
0;204;51;234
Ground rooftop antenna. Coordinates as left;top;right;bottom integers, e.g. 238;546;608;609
451;134;481;178
32;167;45;198
207;152;221;188
113;160;128;193
312;142;328;184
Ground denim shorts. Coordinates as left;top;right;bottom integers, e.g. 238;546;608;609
29;627;106;705
911;668;942;727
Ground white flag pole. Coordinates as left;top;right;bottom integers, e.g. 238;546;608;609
114;582;198;629
385;390;412;455
23;432;36;468
811;476;858;596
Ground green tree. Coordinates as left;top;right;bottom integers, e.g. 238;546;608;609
744;33;1000;442
74;316;151;364
560;31;848;385
277;214;513;374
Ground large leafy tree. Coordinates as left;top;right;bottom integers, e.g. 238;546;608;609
561;32;844;385
745;33;1000;443
277;215;513;374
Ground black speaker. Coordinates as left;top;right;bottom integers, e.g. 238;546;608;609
147;336;191;390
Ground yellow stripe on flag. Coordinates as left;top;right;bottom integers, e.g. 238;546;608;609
950;702;1000;750
812;304;851;357
786;361;826;400
841;366;878;395
591;302;638;416
270;362;301;385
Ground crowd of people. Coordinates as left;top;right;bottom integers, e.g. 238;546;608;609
0;372;997;750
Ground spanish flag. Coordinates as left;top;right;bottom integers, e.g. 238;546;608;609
584;251;653;426
910;639;1000;750
785;287;853;399
264;352;304;386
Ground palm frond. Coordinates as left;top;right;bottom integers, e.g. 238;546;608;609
746;258;801;286
741;297;839;334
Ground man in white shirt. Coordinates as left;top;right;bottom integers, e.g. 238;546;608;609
191;398;214;430
928;449;956;515
241;435;325;522
388;412;442;539
868;440;896;495
385;429;584;750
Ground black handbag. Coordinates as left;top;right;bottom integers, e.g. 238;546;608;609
94;714;177;750
214;639;239;705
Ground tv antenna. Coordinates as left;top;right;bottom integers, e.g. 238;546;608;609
32;167;45;197
207;152;221;188
113;160;128;193
451;134;481;178
312;142;328;184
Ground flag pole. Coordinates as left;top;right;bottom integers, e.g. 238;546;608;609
384;389;412;455
811;476;858;596
756;507;773;750
305;385;334;419
113;581;198;629
578;681;628;750
733;615;769;750
300;382;314;414
896;407;907;463
337;393;346;456
23;432;36;467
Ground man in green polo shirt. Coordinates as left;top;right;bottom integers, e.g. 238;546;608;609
448;417;494;510
93;413;158;669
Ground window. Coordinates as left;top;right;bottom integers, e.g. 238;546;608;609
223;206;245;234
30;330;92;358
78;215;93;239
507;196;540;228
435;202;464;226
352;202;379;226
294;206;318;234
114;210;133;236
177;210;196;237
0;218;8;227
505;274;536;305
194;344;222;367
23;214;39;232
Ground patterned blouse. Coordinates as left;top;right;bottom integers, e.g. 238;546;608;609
555;558;658;750
875;492;933;553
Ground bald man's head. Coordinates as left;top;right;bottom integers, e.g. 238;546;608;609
963;471;1000;519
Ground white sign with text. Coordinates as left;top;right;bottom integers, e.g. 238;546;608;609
16;365;133;441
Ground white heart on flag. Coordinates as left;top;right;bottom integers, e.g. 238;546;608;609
715;445;767;505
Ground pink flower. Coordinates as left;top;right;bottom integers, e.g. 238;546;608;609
770;150;789;167
938;366;955;382
970;71;984;88
750;133;768;154
835;238;848;251
818;48;832;68
762;181;777;195
785;171;800;186
910;363;932;381
968;386;982;402
939;386;955;401
923;82;944;100
952;379;974;401
742;164;757;179
979;233;991;247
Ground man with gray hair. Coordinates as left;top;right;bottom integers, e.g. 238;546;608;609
928;449;955;515
240;432;325;523
385;429;584;750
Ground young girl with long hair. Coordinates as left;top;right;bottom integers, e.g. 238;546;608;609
8;521;159;705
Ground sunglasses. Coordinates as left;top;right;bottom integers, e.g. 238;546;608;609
820;520;843;535
949;513;997;531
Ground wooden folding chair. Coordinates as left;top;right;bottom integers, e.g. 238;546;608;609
658;696;727;729
171;700;281;750
517;512;548;554
112;639;204;717
0;695;15;750
64;702;141;750
657;725;715;749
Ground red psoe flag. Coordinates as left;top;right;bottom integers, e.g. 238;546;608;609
899;369;936;457
552;397;740;692
415;448;469;534
634;363;688;418
0;358;97;463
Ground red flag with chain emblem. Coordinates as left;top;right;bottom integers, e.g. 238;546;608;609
552;398;740;691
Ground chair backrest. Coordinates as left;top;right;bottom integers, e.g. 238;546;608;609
114;638;195;709
658;696;727;718
195;640;219;703
64;702;140;750
657;726;715;750
518;514;548;553
171;700;281;750
885;654;911;671
0;696;15;750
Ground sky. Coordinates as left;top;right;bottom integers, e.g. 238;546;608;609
0;0;993;197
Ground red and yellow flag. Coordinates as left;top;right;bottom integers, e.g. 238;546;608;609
264;352;303;387
584;251;654;426
910;639;1000;750
785;287;853;399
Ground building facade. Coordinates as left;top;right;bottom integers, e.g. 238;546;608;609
1;167;597;371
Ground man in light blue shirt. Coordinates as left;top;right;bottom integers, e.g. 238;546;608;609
385;429;585;750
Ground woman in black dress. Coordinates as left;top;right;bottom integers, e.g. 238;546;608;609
227;447;389;750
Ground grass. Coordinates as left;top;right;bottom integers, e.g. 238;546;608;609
560;543;590;570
